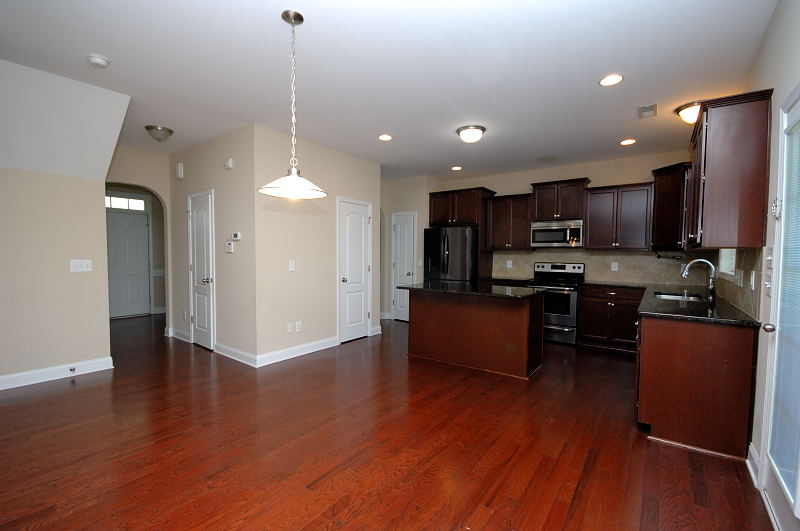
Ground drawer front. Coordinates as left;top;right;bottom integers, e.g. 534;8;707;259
581;284;644;301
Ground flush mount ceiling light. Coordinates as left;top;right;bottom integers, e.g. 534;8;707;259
456;125;486;144
378;134;393;142
675;101;702;125
451;166;463;171
620;138;637;146
257;10;327;200
87;53;110;68
598;73;623;87
145;125;174;142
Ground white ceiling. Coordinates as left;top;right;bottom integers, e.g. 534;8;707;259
0;0;777;179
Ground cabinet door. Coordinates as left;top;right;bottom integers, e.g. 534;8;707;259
652;166;686;250
584;188;617;249
488;197;511;250
533;184;558;221
686;115;706;246
509;195;532;249
616;184;652;250
453;190;480;224
557;181;584;220
429;193;452;226
609;300;640;350
578;297;611;342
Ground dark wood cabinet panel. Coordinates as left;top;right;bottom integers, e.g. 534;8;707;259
637;317;758;457
616;185;652;250
652;162;690;250
453;190;481;225
487;197;511;250
510;195;532;249
688;89;772;248
487;194;532;251
429;193;453;226
609;300;640;349
577;297;610;343
584;188;616;249
531;178;589;221
578;284;645;354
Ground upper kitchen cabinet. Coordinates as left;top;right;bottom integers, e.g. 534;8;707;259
585;183;653;250
486;194;532;250
531;178;589;221
651;162;691;250
687;89;772;248
429;187;496;227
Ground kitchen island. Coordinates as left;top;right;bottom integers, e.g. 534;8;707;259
398;281;544;379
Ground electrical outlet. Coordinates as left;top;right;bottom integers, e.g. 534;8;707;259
288;259;296;272
611;262;619;272
750;270;757;291
286;322;293;333
295;320;303;332
69;259;92;272
506;260;513;269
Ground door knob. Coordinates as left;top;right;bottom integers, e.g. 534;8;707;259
763;323;776;333
341;277;348;283
406;272;412;276
201;278;210;283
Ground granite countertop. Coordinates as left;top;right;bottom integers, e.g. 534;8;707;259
398;280;541;299
636;284;760;327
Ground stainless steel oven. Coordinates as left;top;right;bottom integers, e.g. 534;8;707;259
530;220;583;248
531;262;584;344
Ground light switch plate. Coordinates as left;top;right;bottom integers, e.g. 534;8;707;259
70;259;92;272
506;260;513;269
611;262;619;272
288;259;296;272
295;320;303;332
286;322;293;333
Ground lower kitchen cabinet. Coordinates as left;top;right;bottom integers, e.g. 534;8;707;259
637;316;758;457
578;284;645;353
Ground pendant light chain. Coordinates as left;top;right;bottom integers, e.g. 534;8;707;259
289;22;298;169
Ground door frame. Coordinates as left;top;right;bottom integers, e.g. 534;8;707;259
336;197;373;343
187;189;216;348
105;189;154;316
391;211;417;320
753;80;800;526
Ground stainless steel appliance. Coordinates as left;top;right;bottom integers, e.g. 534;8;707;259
531;262;585;344
424;226;478;282
530;220;583;248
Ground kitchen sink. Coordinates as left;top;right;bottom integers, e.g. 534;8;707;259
653;291;705;302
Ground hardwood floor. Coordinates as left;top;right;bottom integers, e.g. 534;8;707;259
0;316;771;529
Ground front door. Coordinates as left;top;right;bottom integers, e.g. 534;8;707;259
188;191;215;350
107;210;150;318
392;212;415;322
338;199;370;342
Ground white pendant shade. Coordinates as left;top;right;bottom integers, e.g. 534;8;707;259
258;168;327;199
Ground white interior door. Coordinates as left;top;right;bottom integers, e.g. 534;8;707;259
392;212;416;322
188;191;215;350
107;210;150;318
338;199;370;342
761;85;800;529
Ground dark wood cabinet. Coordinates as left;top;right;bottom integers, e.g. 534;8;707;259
429;187;495;227
687;89;772;248
651;162;691;250
637;316;758;457
531;178;589;221
585;183;652;250
578;284;645;354
486;194;531;250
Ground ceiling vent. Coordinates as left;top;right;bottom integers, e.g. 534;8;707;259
638;104;658;118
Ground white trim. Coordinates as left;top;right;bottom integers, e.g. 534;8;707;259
336;197;374;343
256;336;340;368
747;442;760;486
0;357;114;391
391;211;417;322
165;327;190;342
187;189;216;349
369;325;382;336
215;342;258;367
380;312;394;320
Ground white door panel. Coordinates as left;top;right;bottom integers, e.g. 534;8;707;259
107;211;150;318
338;199;370;342
392;212;416;322
189;191;215;350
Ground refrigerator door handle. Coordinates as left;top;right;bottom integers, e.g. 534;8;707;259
443;230;449;274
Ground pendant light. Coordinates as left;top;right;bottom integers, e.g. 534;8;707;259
258;10;327;200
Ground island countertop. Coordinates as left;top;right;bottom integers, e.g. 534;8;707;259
398;280;541;299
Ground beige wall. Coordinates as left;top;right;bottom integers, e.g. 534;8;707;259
169;125;258;354
254;124;381;354
744;0;800;460
0;168;110;374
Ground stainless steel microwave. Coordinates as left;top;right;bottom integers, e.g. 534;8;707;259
530;220;583;248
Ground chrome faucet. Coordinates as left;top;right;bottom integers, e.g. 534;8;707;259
682;259;717;302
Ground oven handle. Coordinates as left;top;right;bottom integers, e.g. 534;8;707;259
532;285;576;293
544;325;574;332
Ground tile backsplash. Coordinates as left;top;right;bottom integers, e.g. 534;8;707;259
715;247;762;319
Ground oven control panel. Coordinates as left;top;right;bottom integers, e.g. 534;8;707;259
534;262;584;273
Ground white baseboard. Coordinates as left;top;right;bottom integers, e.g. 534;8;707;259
0;356;114;391
165;327;190;342
380;312;393;320
256;336;340;368
369;325;382;336
746;442;760;487
214;342;258;367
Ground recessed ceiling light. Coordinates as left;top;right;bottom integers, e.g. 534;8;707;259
456;125;486;144
620;138;637;146
599;73;623;87
378;133;393;142
674;101;702;125
451;166;463;171
87;53;110;68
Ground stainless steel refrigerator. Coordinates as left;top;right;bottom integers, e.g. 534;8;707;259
424;226;478;281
